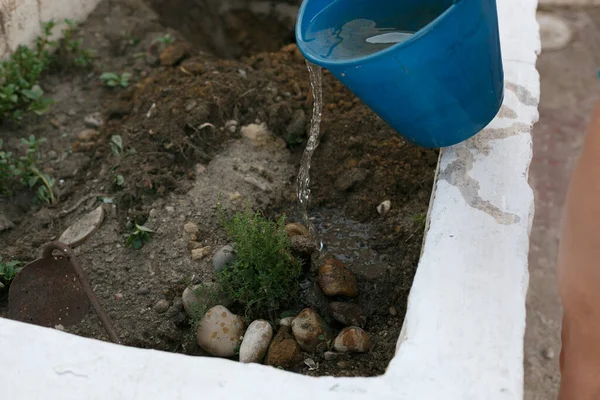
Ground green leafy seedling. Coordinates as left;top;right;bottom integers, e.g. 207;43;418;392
100;72;131;88
125;224;154;249
110;135;124;155
114;174;125;187
61;19;95;68
0;256;24;287
155;34;176;45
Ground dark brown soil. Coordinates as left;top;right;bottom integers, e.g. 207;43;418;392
0;0;437;377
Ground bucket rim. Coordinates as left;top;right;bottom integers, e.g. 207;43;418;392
295;0;458;68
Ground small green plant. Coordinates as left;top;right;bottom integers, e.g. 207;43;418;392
114;174;125;187
216;205;302;318
0;136;56;204
15;135;56;205
0;30;54;121
411;212;427;228
61;19;96;67
125;224;154;249
0;256;23;287
110;135;124;155
155;33;176;45
100;72;131;88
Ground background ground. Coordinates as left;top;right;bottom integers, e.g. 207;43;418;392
526;5;600;399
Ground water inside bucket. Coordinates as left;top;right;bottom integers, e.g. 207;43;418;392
301;0;453;61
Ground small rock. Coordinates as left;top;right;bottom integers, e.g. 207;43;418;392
115;293;124;301
159;43;188;66
196;305;245;357
58;206;105;247
377;200;391;216
334;168;368;191
187;241;204;250
389;306;398;317
84;112;103;128
0;212;14;232
290;235;316;258
183;222;199;234
154;299;170;314
165;206;175;213
213;245;236;272
543;348;555;360
304;358;318;370
324;351;338;361
228;191;242;201
55;324;65;331
279;316;294;327
182;282;231;317
266;326;302;369
330;302;367;327
76;129;99;142
285;222;310;238
337;361;348;369
291;308;332;353
180;58;204;74
239;320;273;363
243;176;271;192
318;259;359;298
47;150;58;160
136;286;150;295
224;120;238;133
185;100;197;112
191;246;211;260
333;327;372;353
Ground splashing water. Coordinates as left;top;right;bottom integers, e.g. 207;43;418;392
296;61;323;247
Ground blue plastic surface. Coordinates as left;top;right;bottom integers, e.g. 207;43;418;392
295;0;504;148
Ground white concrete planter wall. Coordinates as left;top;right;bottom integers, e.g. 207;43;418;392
0;0;540;398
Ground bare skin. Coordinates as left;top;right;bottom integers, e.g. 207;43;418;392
558;102;600;399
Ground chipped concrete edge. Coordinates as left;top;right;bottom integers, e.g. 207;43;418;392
0;0;540;399
0;0;101;60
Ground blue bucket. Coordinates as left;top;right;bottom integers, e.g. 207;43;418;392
295;0;504;148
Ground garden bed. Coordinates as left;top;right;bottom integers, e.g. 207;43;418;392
0;0;437;377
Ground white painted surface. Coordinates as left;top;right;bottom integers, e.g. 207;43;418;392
0;0;540;399
0;0;100;59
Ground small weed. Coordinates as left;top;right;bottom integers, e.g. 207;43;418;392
155;33;176;45
114;174;125;187
125;224;154;249
16;135;56;204
411;213;427;228
100;72;131;88
110;135;124;155
0;136;56;204
61;19;96;68
0;256;23;287
216;205;302;318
